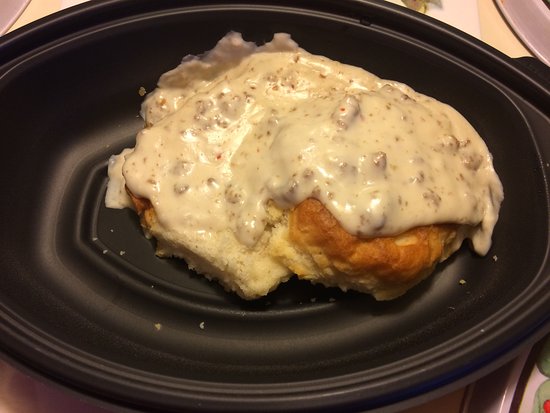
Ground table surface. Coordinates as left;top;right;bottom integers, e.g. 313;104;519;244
0;1;542;413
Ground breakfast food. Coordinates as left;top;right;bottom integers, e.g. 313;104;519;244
105;32;503;300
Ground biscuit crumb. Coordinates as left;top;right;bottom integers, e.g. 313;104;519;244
92;237;98;241
459;279;467;285
492;255;498;262
119;250;126;256
139;86;146;96
102;249;108;254
199;321;205;330
154;323;162;331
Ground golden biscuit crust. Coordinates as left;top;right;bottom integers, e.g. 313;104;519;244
288;198;458;298
127;190;157;231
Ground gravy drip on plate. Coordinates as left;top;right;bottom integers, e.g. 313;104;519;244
106;32;503;255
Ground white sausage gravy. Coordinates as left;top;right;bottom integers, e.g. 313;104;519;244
106;32;503;262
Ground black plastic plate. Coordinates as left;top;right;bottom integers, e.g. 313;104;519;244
0;1;549;412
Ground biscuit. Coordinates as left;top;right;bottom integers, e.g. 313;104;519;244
107;32;502;300
128;190;461;300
